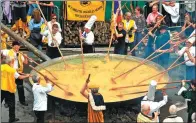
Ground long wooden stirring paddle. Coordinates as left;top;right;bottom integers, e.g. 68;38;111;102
110;80;191;91
116;86;177;98
29;65;73;96
36;1;68;69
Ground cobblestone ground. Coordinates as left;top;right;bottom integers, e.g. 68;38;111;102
1;49;189;122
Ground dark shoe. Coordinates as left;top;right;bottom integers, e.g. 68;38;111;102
9;118;19;123
4;103;8;108
20;102;28;106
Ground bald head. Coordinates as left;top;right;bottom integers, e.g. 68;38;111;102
141;104;150;114
169;105;177;115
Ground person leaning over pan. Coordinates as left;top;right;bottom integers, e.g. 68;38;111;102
177;80;196;123
141;80;168;122
1;56;31;123
1;41;29;106
41;23;62;59
32;75;54;123
79;15;97;53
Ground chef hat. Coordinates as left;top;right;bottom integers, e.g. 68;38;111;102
85;15;97;30
147;80;157;101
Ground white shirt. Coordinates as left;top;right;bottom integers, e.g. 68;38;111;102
14;72;20;79
32;83;53;111
47;21;62;32
141;95;168;117
1;49;25;69
163;115;183;122
42;30;62;47
176;46;195;66
82;31;94;45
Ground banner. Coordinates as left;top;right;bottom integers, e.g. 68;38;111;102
66;1;106;21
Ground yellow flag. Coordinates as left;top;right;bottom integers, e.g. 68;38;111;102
66;1;106;21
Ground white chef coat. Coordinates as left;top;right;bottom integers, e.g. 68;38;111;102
32;83;53;111
42;30;62;47
176;46;195;66
82;31;94;45
163;115;183;122
1;49;24;70
141;95;168;118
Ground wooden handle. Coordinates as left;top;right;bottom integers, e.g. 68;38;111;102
110;80;191;91
116;86;177;97
36;1;67;68
136;59;190;86
29;65;74;96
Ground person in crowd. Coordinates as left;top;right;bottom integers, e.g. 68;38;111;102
144;0;159;18
116;8;137;56
1;56;31;123
146;4;162;27
113;22;127;55
39;1;54;21
185;48;196;64
2;0;12;23
27;1;38;22
1;30;9;50
137;103;159;122
162;0;179;26
32;75;54;123
11;1;29;37
46;14;62;32
41;24;62;59
29;9;45;52
148;15;171;68
79;15;97;53
182;13;195;38
80;75;106;123
1;41;29;106
177;80;196;122
184;1;195;22
174;31;195;81
133;7;146;55
163;105;183;122
141;80;168;122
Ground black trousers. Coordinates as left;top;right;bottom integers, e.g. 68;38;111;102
34;111;45;123
46;46;61;59
16;78;26;103
83;44;94;53
13;6;27;22
1;90;16;121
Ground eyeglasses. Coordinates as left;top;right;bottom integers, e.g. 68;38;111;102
52;18;56;19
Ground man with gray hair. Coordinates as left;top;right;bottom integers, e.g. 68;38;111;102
32;75;54;123
163;105;183;122
1;56;31;123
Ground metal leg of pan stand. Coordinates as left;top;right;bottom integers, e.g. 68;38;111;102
51;97;55;122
